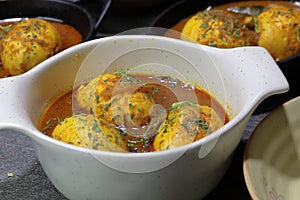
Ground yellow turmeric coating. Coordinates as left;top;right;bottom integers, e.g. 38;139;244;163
99;91;156;127
180;4;300;60
75;73;120;113
52;114;127;152
50;73;228;152
153;102;224;151
1;18;62;75
181;9;258;48
75;73;155;126
257;7;300;60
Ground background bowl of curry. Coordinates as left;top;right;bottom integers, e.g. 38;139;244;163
0;0;111;41
0;35;288;199
151;0;300;113
0;0;111;77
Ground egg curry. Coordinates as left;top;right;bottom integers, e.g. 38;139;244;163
167;1;300;61
39;72;228;153
0;18;82;77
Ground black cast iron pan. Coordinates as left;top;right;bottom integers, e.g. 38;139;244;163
0;0;111;41
151;0;300;113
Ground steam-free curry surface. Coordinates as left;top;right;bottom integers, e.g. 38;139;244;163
39;73;229;153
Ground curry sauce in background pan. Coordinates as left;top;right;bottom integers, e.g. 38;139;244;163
151;0;300;113
0;0;111;77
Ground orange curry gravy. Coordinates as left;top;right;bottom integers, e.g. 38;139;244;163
39;74;229;153
0;20;82;78
166;0;300;38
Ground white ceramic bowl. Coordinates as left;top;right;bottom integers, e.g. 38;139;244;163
0;35;289;200
244;96;300;200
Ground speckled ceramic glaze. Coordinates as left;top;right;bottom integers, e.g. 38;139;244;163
244;96;300;200
0;35;289;200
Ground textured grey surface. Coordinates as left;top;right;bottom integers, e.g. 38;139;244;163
0;113;268;200
0;131;67;200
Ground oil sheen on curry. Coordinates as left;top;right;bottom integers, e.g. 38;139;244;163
0;18;82;77
39;72;229;153
167;1;300;61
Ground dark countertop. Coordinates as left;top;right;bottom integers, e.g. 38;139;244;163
0;0;294;199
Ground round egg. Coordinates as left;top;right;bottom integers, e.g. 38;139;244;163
1;18;62;75
181;9;258;48
257;7;300;60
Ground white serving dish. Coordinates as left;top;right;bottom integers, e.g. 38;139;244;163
0;35;288;200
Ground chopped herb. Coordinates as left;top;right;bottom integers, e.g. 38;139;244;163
172;101;198;109
191;118;209;132
201;23;209;28
114;71;125;76
88;132;93;139
103;97;117;110
92;120;101;132
0;24;12;31
95;95;100;104
295;26;300;42
33;22;41;34
209;40;218;47
253;15;259;33
89;107;93;114
159;139;165;145
129;103;134;109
